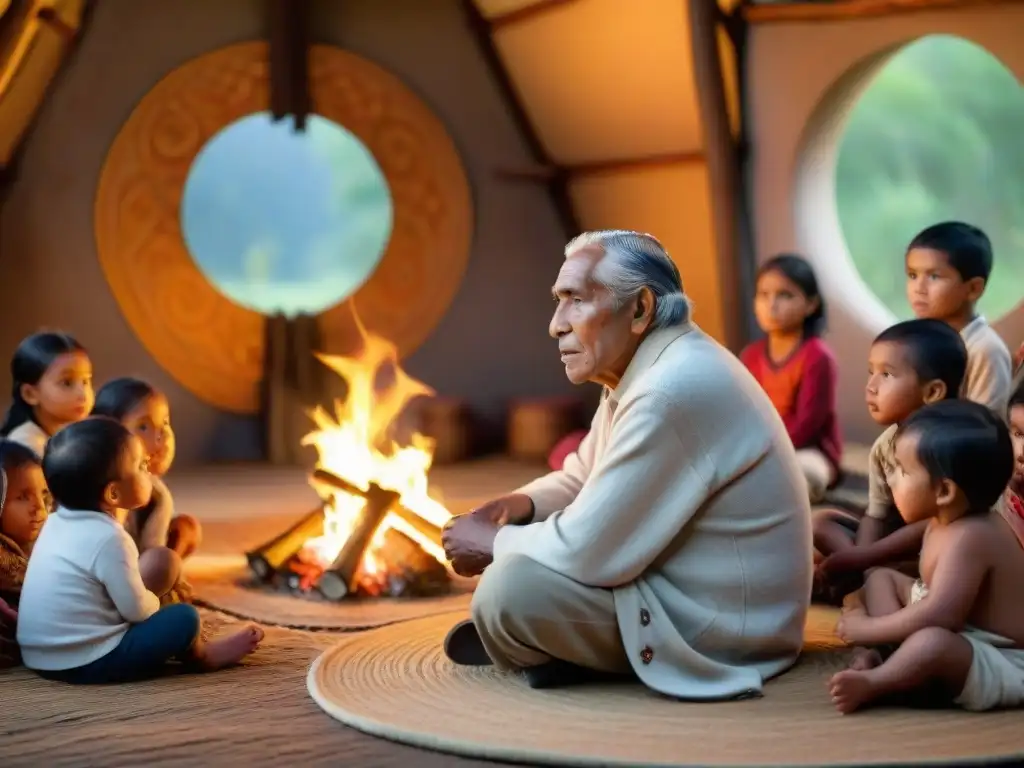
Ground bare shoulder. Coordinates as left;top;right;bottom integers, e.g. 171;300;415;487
939;516;1000;560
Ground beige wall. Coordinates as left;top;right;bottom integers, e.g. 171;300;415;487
748;6;1024;445
0;0;582;465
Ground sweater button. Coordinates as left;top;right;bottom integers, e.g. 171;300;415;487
640;646;654;664
640;609;651;626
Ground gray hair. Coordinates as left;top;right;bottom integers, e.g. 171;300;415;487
565;230;690;329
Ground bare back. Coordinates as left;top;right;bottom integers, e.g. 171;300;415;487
920;512;1024;646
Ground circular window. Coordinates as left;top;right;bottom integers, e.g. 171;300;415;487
180;112;393;317
835;35;1024;321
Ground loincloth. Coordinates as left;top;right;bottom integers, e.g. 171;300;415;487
911;579;1024;711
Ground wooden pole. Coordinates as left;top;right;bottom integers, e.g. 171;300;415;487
744;0;1024;24
266;0;311;130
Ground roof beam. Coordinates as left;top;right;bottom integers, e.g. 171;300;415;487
463;0;580;236
744;0;1024;24
495;151;706;182
485;0;581;30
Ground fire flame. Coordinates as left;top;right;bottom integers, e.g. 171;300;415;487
300;311;452;574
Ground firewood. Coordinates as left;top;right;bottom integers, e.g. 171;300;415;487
245;503;325;581
317;483;399;601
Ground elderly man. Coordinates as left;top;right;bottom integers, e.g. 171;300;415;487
441;230;812;699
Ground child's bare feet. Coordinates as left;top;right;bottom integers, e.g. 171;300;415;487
847;646;882;671
197;624;264;671
828;669;877;714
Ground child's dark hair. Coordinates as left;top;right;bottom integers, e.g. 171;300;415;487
0;439;42;474
757;253;826;337
42;417;133;512
874;319;967;400
0;439;43;513
92;377;159;421
0;332;87;436
907;221;993;284
896;400;1013;514
1010;375;1024;415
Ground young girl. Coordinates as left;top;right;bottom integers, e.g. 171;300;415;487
740;254;842;503
0;331;94;457
0;440;49;668
18;417;262;683
92;378;201;600
0;440;49;608
1001;379;1024;548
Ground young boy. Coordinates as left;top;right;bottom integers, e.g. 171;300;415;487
905;221;1013;414
812;320;967;602
829;399;1024;714
0;439;49;607
17;417;264;684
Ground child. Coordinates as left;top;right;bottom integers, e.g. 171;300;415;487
92;378;202;561
740;254;841;502
0;440;49;608
999;379;1024;548
829;400;1024;714
812;319;967;602
17;417;263;684
905;222;1012;414
0;331;93;457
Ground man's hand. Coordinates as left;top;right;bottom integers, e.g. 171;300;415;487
441;513;501;577
467;494;534;527
819;547;871;576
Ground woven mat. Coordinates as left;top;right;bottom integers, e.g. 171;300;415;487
188;558;474;631
0;611;502;768
306;608;1024;767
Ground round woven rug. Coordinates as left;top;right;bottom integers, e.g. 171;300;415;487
306;611;1024;767
187;557;473;631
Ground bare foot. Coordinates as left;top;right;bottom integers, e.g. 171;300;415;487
848;647;882;671
828;669;877;714
197;624;264;671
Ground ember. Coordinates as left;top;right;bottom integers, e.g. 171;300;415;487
245;310;455;601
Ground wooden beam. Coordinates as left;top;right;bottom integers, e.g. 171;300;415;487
494;150;706;182
744;0;1024;24
687;0;756;352
34;6;76;43
463;0;580;237
267;0;311;130
486;0;581;30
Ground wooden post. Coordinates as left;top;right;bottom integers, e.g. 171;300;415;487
266;0;311;131
686;0;758;351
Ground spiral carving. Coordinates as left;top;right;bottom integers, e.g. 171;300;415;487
95;42;473;414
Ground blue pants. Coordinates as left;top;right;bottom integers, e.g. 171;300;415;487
39;603;201;684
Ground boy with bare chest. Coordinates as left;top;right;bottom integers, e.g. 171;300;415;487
830;399;1024;713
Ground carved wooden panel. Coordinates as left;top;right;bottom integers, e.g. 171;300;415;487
95;42;473;414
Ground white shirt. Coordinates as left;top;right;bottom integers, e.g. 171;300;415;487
960;315;1012;416
17;507;160;671
6;420;49;458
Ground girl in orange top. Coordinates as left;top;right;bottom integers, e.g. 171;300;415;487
740;254;842;503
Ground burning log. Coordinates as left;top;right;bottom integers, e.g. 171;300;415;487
246;503;326;581
316;483;400;601
310;467;445;548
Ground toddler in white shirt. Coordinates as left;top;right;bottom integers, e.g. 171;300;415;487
17;417;263;684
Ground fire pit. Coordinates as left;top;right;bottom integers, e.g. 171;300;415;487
245;315;455;602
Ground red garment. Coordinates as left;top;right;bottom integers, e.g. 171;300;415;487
739;336;843;482
1008;491;1024;522
548;429;588;471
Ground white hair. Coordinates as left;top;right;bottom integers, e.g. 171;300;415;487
565;230;690;329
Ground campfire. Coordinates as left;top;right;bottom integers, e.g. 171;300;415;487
246;313;454;601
